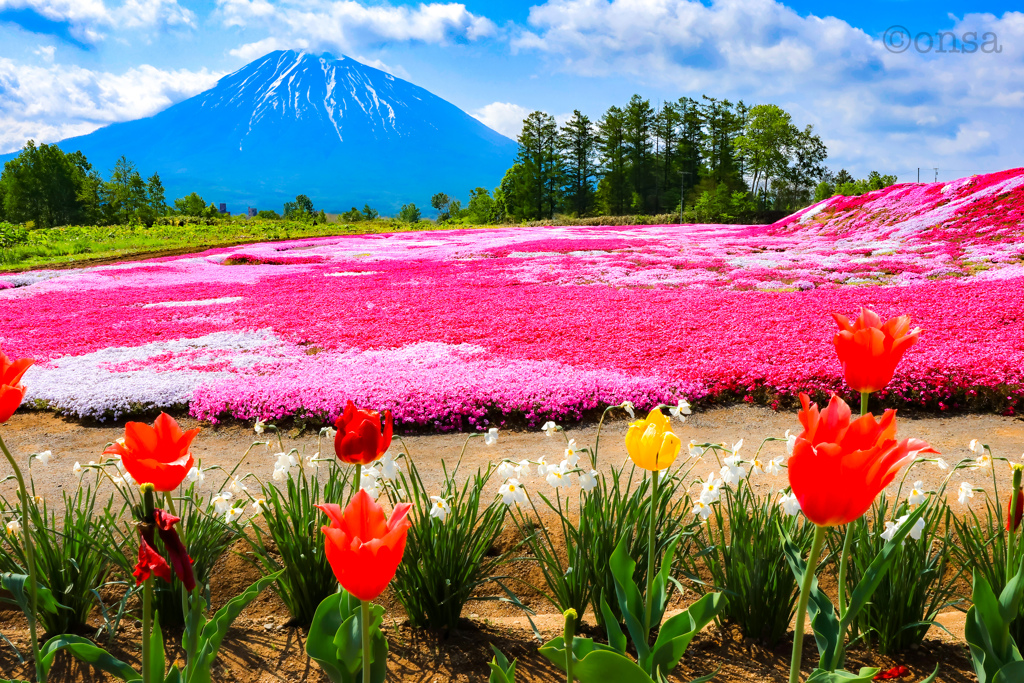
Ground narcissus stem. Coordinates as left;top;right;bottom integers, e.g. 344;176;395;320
790;524;827;683
643;468;660;639
361;599;371;683
0;434;43;683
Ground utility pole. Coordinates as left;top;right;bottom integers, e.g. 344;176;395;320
933;167;939;183
917;168;920;183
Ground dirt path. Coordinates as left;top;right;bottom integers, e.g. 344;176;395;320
3;405;1021;505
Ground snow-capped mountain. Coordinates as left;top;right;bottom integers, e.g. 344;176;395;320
14;51;517;214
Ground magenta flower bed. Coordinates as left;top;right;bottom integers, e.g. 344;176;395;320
1;170;1022;426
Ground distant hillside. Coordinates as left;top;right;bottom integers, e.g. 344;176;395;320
0;51;517;215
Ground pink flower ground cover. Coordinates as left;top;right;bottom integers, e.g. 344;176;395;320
2;170;1022;427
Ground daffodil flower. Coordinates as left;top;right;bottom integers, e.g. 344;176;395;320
254;420;266;435
251;498;266;514
620;401;635;419
33;450;51;465
908;481;926;506
187;466;205;485
669;399;691;419
779;491;801;516
495;461;517;481
73;461;83;475
541;421;559;437
500;479;527;506
225;506;243;524
228;476;247;495
691;500;713;520
430;496;451;522
380;453;401;480
484;428;499;446
5;519;21;536
699;472;721;503
546;464;572;490
958;481;976;505
579;469;598;493
212;492;234;514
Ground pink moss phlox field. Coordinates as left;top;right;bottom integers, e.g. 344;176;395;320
1;170;1023;426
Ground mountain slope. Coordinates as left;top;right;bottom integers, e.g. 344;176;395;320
7;51;517;214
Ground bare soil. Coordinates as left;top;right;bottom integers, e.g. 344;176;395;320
1;405;1021;682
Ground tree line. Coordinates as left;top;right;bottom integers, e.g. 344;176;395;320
493;95;830;223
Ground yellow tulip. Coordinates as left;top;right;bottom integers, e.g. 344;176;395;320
625;408;681;471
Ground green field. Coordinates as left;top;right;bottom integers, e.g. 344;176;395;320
0;218;471;272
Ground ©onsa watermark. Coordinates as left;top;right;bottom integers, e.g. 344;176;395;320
883;26;1003;54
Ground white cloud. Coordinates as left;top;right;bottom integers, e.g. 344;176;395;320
472;101;531;138
33;44;55;62
512;0;1024;179
0;58;221;152
218;0;497;57
0;0;195;42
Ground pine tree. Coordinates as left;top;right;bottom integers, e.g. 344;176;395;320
558;110;597;216
624;94;656;213
516;111;562;219
596;106;629;215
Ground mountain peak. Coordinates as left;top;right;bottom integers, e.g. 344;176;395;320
20;50;516;214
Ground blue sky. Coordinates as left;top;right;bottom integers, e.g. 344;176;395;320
0;0;1021;183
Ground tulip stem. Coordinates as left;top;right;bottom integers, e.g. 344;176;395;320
859;391;869;417
353;462;362;505
643;468;660;640
1008;468;1023;585
790;524;827;683
564;609;577;683
361;599;371;683
0;434;43;683
142;576;153;683
832;523;854;671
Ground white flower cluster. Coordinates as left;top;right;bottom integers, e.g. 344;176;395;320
880;514;926;543
357;453;403;502
492;434;598;508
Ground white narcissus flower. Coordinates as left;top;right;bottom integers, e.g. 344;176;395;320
785;430;796;456
691;500;712;520
272;467;288;482
541;421;559;436
669;400;691;419
579;469;598;493
779;492;801;516
274;452;297;470
324;427;337;440
5;520;21;536
958;481;975;505
500;479;527;506
621;401;635;419
699;473;722;504
33;495;43;505
731;439;744;457
935;458;949;471
212;492;233;514
254;420;266;435
688;441;704;458
880;519;900;543
908;481;927;506
969;438;983;454
564;439;579;467
122;471;136;486
764;456;784;476
974;453;992;469
546;465;572;490
495;461;517;481
380;453;401;480
720;455;746;487
515;459;531;478
909;516;926;541
187;467;205;484
484;428;499;446
430;496;451;522
228;476;247;495
34;450;51;465
535;455;550;478
394;488;407;500
73;461;83;475
251;498;266;514
225;506;243;524
751;458;766;476
306;455;320;472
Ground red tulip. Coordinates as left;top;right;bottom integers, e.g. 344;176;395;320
788;393;937;527
832;308;921;394
133;535;172;586
1008;488;1024;532
874;665;909;680
103;413;200;491
0;350;33;423
316;488;412;601
333;400;393;465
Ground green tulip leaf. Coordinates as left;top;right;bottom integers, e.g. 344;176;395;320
600;593;628;654
38;634;141;682
539;637;656;683
306;590;388;683
842;502;930;633
646;592;723;675
487;644;517;683
805;667;880;682
993;661;1024;683
609;535;651;664
782;528;840;669
649;538;680;628
1;572;63;616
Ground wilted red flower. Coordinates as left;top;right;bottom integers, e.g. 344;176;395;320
788;393;937;527
103;413;200;491
132;508;195;590
832;308;921;394
0;350;33;423
874;665;909;680
316;489;412;601
333;400;393;465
